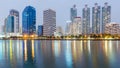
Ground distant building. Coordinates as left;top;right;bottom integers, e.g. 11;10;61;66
71;17;82;35
105;22;120;35
43;9;56;36
10;9;19;33
38;25;43;36
4;18;7;34
92;3;101;34
70;5;77;22
22;6;36;35
102;2;111;33
82;5;90;34
65;21;71;35
54;26;63;36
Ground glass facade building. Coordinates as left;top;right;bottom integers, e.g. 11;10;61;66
38;25;43;36
70;5;77;22
6;15;14;33
102;2;111;33
10;9;19;33
82;5;90;34
22;6;36;35
92;3;101;34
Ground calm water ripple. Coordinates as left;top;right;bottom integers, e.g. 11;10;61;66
0;40;120;68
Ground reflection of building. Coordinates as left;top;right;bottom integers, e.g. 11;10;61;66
22;6;36;34
10;9;19;33
23;40;35;68
70;17;82;35
43;9;56;36
105;23;120;35
70;5;77;22
38;25;43;36
92;3;101;34
102;2;111;33
82;5;90;34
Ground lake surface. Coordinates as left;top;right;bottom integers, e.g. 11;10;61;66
0;40;120;68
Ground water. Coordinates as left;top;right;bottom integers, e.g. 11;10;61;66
0;40;120;68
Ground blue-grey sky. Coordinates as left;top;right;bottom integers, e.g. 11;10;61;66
0;0;120;31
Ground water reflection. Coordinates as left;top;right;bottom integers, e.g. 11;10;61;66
0;40;120;68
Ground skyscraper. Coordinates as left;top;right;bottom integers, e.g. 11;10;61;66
102;2;111;33
82;5;90;34
70;5;77;22
92;3;101;34
22;6;36;35
43;9;56;36
10;9;19;33
6;15;14;33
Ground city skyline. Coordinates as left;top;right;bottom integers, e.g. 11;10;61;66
0;0;119;32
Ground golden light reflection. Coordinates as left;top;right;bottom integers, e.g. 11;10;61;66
24;40;27;61
80;40;83;52
73;40;76;49
72;41;77;63
104;40;108;56
109;40;112;52
88;40;91;54
32;40;35;58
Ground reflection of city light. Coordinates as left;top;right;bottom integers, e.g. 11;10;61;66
66;40;69;48
10;40;13;60
109;40;112;52
72;41;77;63
54;40;61;57
104;40;108;56
65;40;72;67
73;40;76;49
117;41;119;49
24;40;27;61
108;41;115;65
32;40;35;58
0;40;3;61
88;40;91;54
80;40;83;52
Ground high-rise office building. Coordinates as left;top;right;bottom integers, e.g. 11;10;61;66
70;5;77;22
92;3;101;34
6;15;14;33
10;9;19;33
102;2;111;33
22;6;36;35
38;25;43;36
43;9;56;36
82;5;90;34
